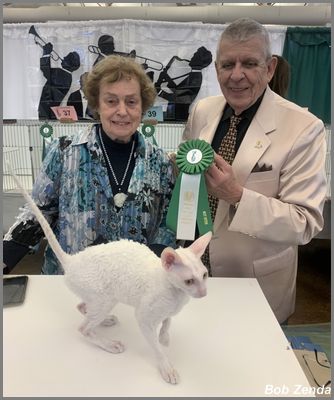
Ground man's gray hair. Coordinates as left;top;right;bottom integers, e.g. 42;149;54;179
217;18;272;60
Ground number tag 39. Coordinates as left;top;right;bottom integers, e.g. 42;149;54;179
143;106;163;122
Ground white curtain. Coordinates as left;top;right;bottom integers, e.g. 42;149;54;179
3;19;286;120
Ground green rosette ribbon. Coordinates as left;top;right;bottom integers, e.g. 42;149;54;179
142;124;158;146
40;122;54;160
40;123;53;138
167;139;214;240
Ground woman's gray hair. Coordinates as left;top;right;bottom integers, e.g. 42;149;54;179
216;18;272;60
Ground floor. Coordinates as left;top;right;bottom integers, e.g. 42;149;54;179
10;238;331;325
289;238;331;325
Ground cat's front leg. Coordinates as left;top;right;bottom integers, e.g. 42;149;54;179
159;318;171;346
136;314;179;384
158;357;180;385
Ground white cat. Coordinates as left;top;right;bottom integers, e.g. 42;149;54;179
9;166;212;384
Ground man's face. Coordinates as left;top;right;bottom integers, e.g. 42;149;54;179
215;36;277;115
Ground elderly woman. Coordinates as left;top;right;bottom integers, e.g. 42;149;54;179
4;55;176;274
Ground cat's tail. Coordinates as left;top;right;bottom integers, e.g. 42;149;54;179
6;162;70;268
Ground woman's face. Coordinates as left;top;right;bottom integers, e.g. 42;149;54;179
98;77;142;143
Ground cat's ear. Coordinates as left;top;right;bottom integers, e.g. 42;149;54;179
161;247;183;271
188;231;212;257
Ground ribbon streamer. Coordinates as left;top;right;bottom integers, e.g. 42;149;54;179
167;139;213;240
40;123;54;160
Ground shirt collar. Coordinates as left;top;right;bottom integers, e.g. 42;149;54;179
223;90;265;121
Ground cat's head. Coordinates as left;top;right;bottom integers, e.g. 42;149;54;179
161;231;212;298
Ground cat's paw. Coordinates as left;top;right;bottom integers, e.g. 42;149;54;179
101;315;118;327
104;340;125;354
77;302;87;315
159;361;180;384
159;331;170;347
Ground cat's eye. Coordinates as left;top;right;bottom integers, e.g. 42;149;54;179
203;272;208;279
184;279;194;286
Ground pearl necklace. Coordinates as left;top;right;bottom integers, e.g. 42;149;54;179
99;128;135;208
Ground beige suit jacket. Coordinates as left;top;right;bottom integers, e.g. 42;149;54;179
183;87;327;323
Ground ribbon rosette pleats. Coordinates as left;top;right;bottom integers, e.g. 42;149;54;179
167;139;214;240
40;123;53;138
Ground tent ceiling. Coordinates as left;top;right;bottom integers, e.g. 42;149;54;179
3;2;331;25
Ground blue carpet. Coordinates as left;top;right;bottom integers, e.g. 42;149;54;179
282;323;331;361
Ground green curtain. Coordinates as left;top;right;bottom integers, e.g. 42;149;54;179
282;27;331;124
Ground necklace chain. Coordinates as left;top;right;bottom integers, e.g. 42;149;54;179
99;128;135;190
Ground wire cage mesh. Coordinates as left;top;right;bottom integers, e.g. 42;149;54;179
3;148;34;192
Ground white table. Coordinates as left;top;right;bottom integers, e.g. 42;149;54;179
3;276;313;397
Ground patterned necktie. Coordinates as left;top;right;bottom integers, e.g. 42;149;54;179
202;115;242;273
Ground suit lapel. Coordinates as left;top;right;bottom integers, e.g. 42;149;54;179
214;88;276;230
199;99;226;144
233;118;271;185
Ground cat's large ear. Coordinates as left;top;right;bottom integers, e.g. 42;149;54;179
161;247;183;271
188;231;212;257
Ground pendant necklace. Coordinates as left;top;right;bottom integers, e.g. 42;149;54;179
99;128;135;208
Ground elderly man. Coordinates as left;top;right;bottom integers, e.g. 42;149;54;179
183;18;327;323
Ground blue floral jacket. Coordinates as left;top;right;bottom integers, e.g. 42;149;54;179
5;124;176;274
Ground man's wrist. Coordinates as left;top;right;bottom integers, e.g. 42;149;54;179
232;188;243;208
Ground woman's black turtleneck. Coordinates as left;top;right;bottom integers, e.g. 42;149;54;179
99;127;137;196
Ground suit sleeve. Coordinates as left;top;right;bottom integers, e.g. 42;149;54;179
229;119;327;245
182;99;200;142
